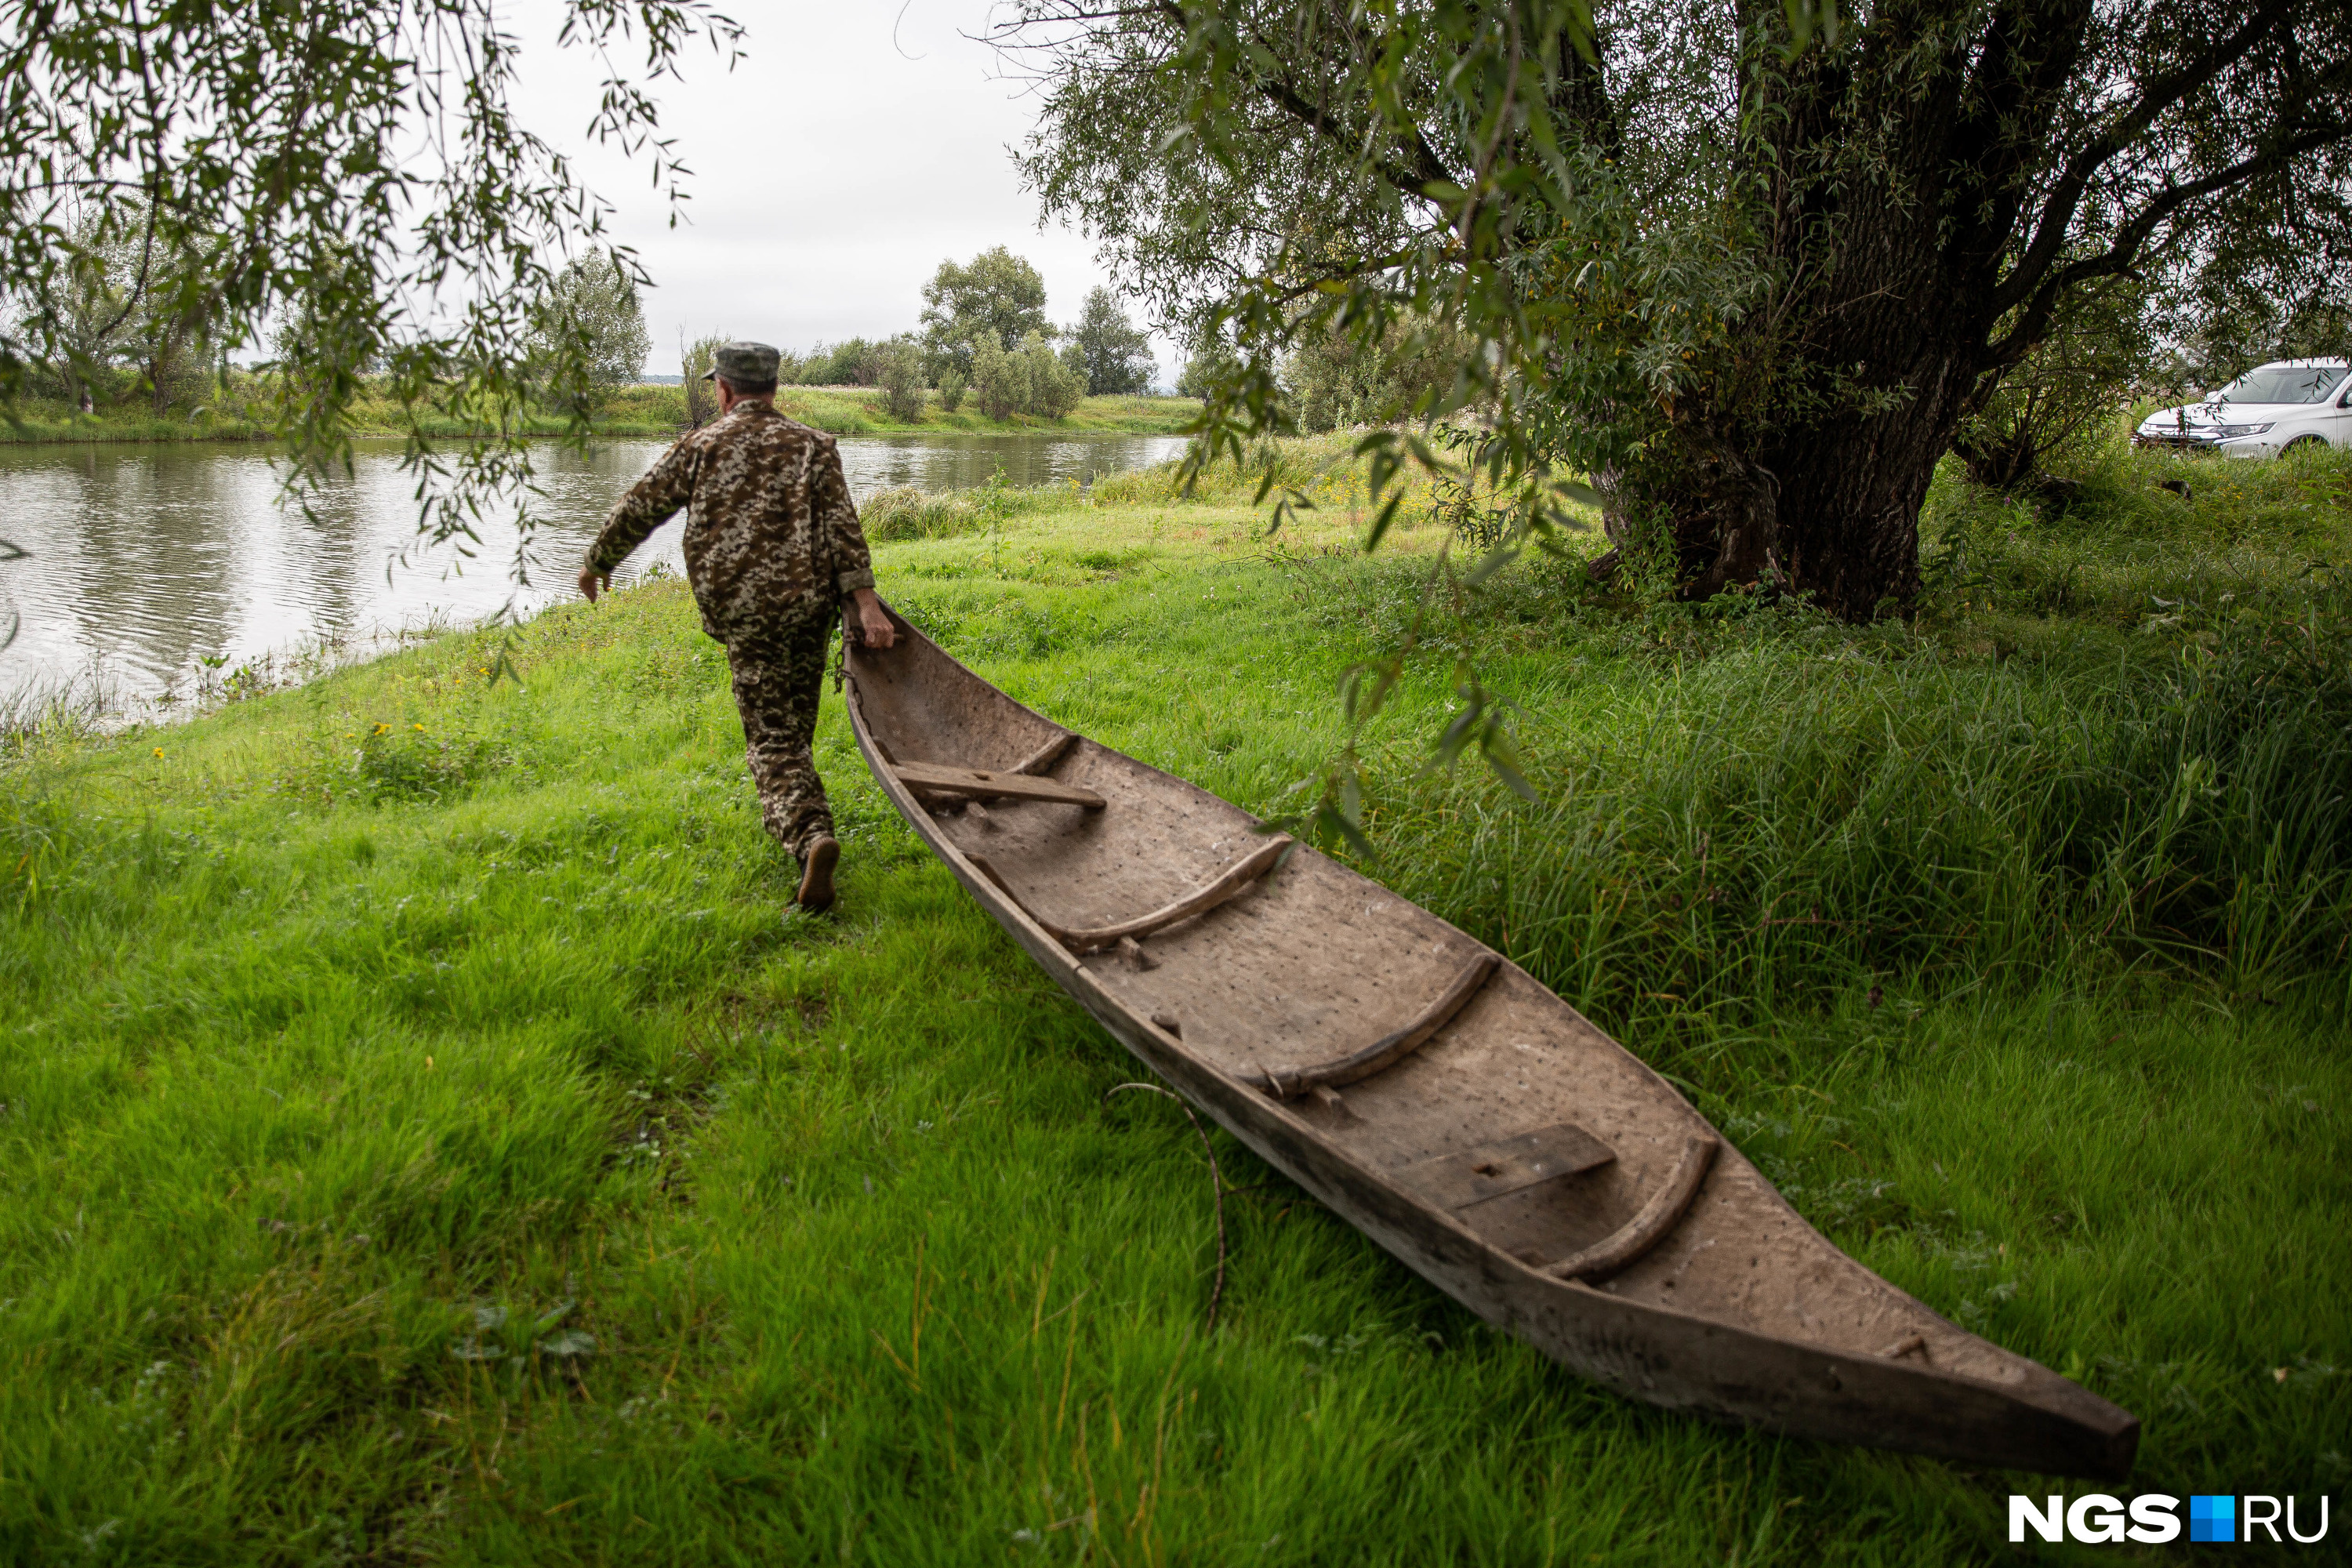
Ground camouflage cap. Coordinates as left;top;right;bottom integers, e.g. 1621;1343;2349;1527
702;341;782;384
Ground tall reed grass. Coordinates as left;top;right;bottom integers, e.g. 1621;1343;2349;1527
1385;624;2352;1033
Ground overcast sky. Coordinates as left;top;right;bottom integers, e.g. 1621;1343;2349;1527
508;0;1162;378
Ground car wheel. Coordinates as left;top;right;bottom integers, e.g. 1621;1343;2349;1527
2281;434;2327;454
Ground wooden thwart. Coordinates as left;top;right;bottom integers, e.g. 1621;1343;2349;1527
1011;731;1080;776
895;760;1105;809
1544;1133;1719;1283
1260;953;1499;1098
1041;835;1294;953
1400;1121;1616;1212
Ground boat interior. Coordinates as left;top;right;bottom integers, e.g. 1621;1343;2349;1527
847;620;2053;1395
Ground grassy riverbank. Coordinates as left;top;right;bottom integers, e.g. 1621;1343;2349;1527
3;442;2347;1563
1;387;1199;445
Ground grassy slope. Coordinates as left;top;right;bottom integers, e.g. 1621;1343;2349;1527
1;387;1199;445
2;449;2347;1564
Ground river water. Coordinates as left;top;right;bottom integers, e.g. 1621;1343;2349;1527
0;431;1185;716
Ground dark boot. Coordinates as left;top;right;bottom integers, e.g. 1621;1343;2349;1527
797;835;840;913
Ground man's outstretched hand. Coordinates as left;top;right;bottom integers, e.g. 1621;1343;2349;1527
851;587;896;649
577;566;611;604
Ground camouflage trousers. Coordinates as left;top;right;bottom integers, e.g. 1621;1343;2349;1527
723;608;837;859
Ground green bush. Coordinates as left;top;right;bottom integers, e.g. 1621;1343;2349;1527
1952;285;2153;492
971;336;1025;420
145;343;217;414
859;472;1071;540
791;338;878;387
1027;333;1084;418
1284;310;1477;432
971;331;1084;422
873;338;926;422
681;332;726;427
936;368;967;412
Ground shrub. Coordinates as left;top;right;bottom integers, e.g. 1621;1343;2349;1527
1025;332;1085;419
972;336;1025;420
873;338;927;421
1285;310;1477;433
144;341;218;414
967;332;1087;421
1952;285;2153;493
937;369;967;412
797;338;878;387
681;332;726;426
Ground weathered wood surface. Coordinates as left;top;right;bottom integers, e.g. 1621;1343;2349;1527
892;760;1106;808
843;608;2140;1481
1040;834;1291;953
1261;953;1499;1098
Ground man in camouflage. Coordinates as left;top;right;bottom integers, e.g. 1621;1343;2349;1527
577;341;895;912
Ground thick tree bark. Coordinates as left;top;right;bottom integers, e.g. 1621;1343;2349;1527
1636;16;2022;620
1761;319;1984;622
1761;397;1948;622
1646;278;1992;619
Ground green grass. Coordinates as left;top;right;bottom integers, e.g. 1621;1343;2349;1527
2;441;2347;1563
1;386;1200;445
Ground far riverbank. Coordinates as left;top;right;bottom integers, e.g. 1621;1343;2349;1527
1;387;1202;445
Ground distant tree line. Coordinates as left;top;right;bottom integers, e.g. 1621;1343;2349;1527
4;202;233;417
3;232;656;419
9;223;1163;432
677;249;1161;423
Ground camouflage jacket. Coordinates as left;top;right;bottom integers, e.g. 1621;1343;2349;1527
583;403;876;641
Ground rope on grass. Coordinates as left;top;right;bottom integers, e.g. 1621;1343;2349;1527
1107;1081;1228;1330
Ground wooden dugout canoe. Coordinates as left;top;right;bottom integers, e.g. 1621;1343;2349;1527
841;608;2139;1481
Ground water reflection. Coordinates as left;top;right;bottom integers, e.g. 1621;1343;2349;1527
0;431;1185;708
837;432;1189;492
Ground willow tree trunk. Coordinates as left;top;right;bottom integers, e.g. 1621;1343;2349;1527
1649;365;1983;622
1755;331;1981;622
1642;132;2013;622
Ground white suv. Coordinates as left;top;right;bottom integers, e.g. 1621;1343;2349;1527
2135;359;2351;456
